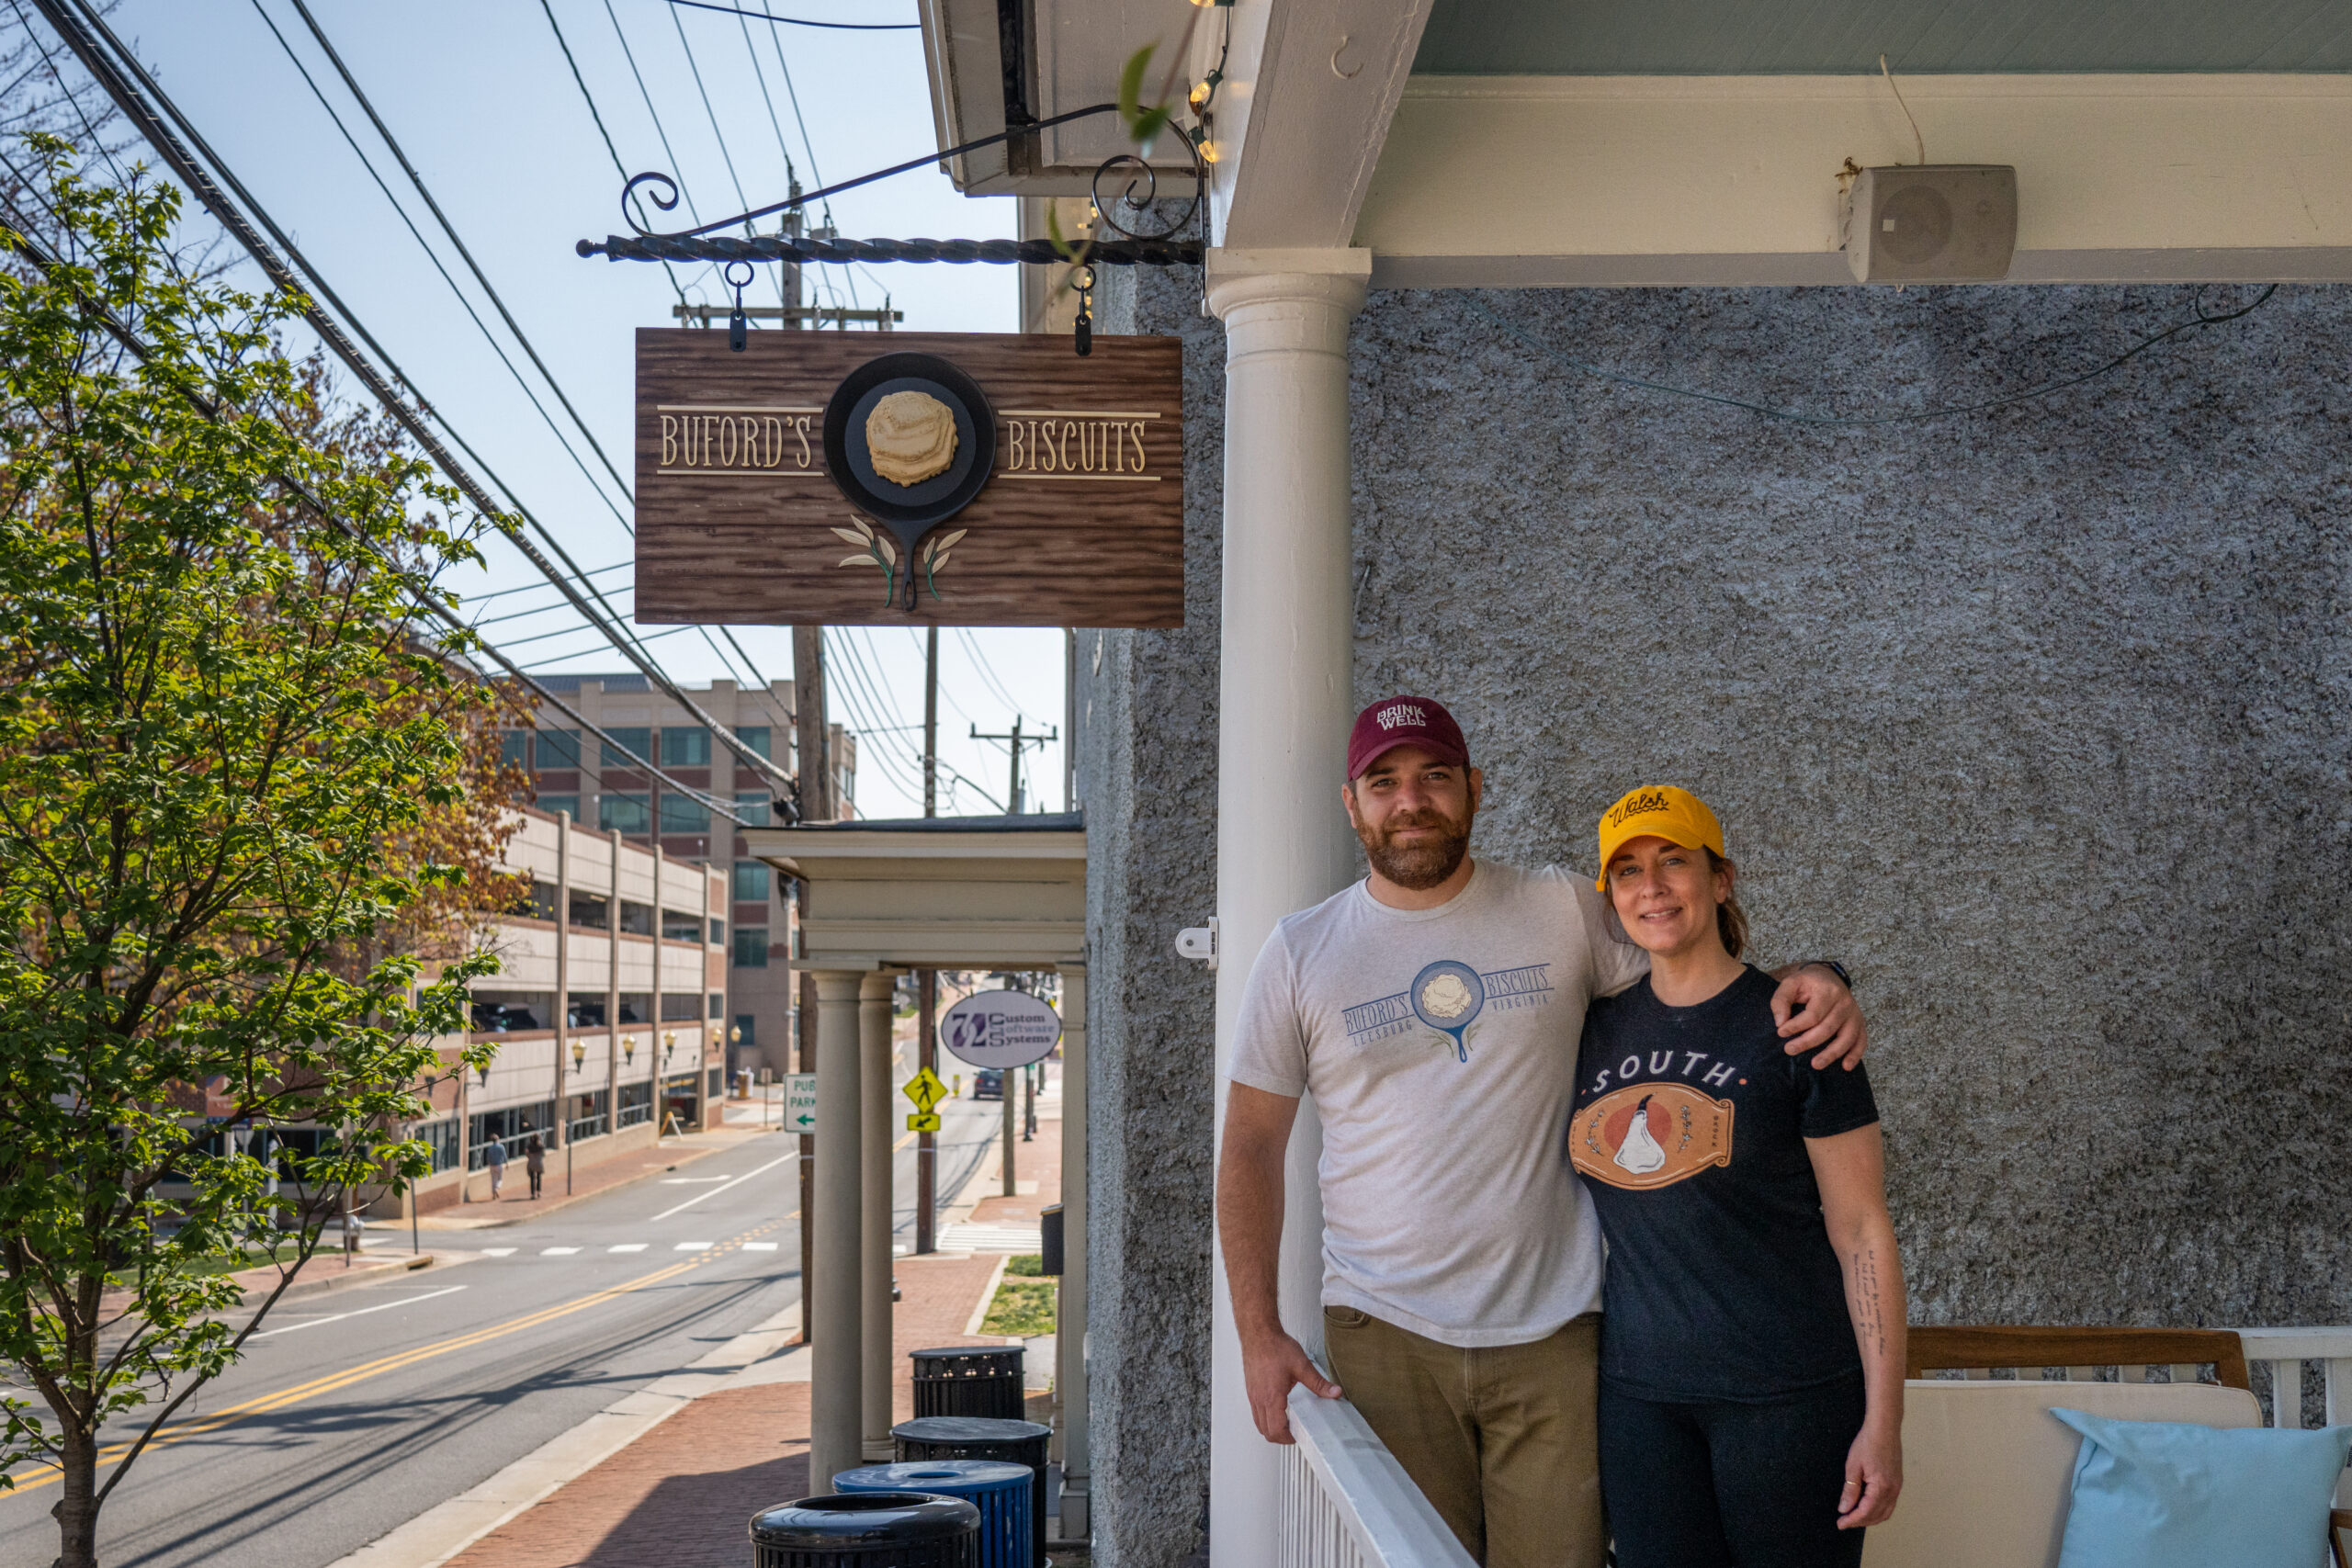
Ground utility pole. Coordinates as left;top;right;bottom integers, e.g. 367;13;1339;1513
792;626;829;1343
916;628;938;1254
971;717;1057;817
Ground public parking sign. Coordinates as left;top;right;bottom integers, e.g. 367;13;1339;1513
938;989;1063;1070
784;1072;817;1132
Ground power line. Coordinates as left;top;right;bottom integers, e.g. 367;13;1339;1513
0;193;745;825
462;559;634;603
31;0;795;803
664;1;918;28
264;0;778;721
537;0;691;308
284;0;636;506
752;0;857;310
955;626;1024;715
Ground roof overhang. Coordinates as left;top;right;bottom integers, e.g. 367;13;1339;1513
922;1;2352;288
746;814;1087;971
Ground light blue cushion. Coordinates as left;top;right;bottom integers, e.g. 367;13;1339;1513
2051;1405;2351;1568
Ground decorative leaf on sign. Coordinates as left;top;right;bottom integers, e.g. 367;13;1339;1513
831;513;899;605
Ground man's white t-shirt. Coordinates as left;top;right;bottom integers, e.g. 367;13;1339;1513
1227;860;1648;1348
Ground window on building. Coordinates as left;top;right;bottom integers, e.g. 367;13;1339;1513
660;992;703;1022
732;860;769;901
568;994;607;1028
468;1102;554;1168
601;727;651;767
617;993;651;1025
416;1117;461;1174
568;891;608;931
616;1080;654;1129
659;794;710;832
735;792;773;826
600;793;650;834
528;881;559;921
707;1067;723;1100
735;725;770;759
709;917;726;945
661;908;701;942
500;730;530;769
568;1089;609;1143
618;900;652;936
662;727;711;766
537;728;582;769
733;1013;756;1048
709;992;724;1019
534;793;580;821
733;926;768;968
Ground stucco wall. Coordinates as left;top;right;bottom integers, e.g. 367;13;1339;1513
1080;275;2352;1556
1077;262;1224;1568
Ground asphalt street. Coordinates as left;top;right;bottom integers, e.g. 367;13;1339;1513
0;1093;1003;1568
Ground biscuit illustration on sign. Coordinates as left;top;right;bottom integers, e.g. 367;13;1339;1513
865;389;958;486
1572;1082;1735;1190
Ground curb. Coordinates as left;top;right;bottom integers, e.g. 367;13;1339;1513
260;1251;463;1306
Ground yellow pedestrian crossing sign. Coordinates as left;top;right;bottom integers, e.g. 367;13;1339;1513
903;1066;948;1113
906;1112;942;1133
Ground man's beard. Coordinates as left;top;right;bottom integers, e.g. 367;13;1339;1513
1358;807;1473;890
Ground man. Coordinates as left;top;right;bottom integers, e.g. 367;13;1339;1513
483;1135;507;1199
1219;695;1865;1567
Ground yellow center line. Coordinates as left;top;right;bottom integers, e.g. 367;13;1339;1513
5;1211;798;1495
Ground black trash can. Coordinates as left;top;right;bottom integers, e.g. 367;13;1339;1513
893;1416;1052;1568
909;1345;1025;1421
750;1492;978;1568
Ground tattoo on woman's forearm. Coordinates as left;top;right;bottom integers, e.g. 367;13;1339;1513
1850;1246;1886;1358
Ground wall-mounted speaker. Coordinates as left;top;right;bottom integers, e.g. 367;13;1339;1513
1841;164;2017;284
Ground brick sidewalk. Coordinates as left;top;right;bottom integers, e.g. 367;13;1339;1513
422;1126;772;1229
443;1252;1009;1568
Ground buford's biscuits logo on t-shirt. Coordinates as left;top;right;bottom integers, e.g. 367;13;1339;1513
1572;1082;1735;1190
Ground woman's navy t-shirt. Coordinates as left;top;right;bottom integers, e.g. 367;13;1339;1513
1571;964;1878;1403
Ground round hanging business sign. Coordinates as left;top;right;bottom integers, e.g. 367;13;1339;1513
938;989;1063;1070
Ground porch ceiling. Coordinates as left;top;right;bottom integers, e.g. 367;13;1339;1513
1413;0;2352;76
745;814;1086;972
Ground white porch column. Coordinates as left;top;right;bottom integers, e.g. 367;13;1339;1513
1204;249;1372;1567
809;968;865;1489
1056;961;1090;1537
859;969;899;1460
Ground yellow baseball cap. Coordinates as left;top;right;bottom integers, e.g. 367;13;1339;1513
1596;785;1725;890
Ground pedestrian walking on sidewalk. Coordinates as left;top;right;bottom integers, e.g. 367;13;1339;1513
483;1137;507;1198
524;1134;546;1200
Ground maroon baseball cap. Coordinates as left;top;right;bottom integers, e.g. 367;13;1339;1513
1347;695;1470;780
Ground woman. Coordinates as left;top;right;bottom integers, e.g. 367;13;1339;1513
1572;784;1905;1567
523;1133;546;1200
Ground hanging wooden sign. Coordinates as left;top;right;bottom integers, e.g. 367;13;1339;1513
632;329;1184;627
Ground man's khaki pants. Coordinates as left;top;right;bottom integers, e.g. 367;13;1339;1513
1323;1306;1602;1568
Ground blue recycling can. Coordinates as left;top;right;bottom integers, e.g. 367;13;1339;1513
833;1460;1034;1568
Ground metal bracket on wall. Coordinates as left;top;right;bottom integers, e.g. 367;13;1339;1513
1175;917;1219;971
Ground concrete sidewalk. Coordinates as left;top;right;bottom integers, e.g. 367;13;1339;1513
359;1250;1014;1568
419;1125;767;1230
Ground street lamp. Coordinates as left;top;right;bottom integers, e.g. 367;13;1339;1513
622;1033;637;1066
570;1037;587;1071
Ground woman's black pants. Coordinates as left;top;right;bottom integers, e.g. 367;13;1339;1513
1599;1376;1867;1568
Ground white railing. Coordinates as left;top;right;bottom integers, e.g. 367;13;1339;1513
2238;1326;2352;1507
1279;1387;1476;1568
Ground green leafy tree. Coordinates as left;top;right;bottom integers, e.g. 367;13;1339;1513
0;141;508;1568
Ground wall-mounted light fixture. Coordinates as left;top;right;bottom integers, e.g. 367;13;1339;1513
662;1029;678;1064
570;1037;587;1071
476;1060;492;1087
622;1033;638;1065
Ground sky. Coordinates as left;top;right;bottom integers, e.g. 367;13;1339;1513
96;0;1068;818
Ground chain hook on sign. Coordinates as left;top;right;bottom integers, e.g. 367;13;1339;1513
1071;265;1096;357
723;259;755;352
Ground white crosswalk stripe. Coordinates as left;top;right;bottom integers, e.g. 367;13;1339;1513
743;1241;778;1251
480;1247;516;1258
541;1247;580;1256
608;1243;648;1253
940;1224;1045;1254
674;1241;713;1251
